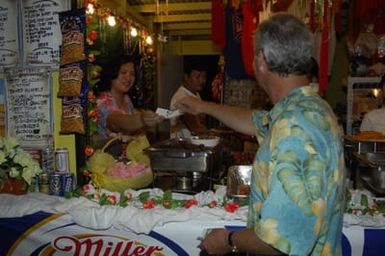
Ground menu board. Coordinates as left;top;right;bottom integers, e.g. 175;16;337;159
0;0;18;67
5;68;52;147
22;0;68;67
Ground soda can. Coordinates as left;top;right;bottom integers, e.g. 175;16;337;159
55;148;69;173
49;173;62;196
29;176;39;192
38;172;50;194
42;147;55;173
61;173;73;194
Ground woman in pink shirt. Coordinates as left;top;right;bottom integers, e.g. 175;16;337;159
96;56;163;141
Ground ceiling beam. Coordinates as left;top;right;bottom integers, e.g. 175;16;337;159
153;13;211;23
131;2;211;13
163;22;211;30
168;29;211;36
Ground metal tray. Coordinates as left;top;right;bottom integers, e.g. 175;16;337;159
144;139;214;172
345;136;385;153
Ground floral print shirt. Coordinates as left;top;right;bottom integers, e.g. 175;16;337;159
97;92;136;139
249;86;346;255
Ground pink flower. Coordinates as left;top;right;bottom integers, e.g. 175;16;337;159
184;199;198;208
94;192;101;201
224;202;240;213
125;192;133;201
106;162;151;178
107;195;117;205
83;184;91;193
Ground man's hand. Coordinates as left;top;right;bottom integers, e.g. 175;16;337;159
175;96;205;115
199;229;232;255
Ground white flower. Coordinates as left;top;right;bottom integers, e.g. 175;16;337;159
0;136;43;186
0;151;6;165
13;152;34;167
9;167;20;178
22;163;42;185
3;137;19;151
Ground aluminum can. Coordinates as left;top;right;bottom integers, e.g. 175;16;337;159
29;176;39;192
38;172;50;194
55;148;69;173
61;173;73;194
42;147;55;173
49;173;62;196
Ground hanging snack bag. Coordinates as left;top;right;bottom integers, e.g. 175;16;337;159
58;62;85;97
59;9;86;65
60;97;85;134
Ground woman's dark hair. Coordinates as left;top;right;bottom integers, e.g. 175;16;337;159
96;55;137;94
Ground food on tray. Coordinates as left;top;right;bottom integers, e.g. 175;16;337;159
239;184;250;196
190;135;220;147
351;131;385;141
193;134;218;139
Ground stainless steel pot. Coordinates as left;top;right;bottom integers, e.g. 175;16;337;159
226;165;252;197
352;151;385;195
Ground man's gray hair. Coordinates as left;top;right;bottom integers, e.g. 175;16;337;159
254;13;313;76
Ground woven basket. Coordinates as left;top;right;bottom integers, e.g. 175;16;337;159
90;135;153;192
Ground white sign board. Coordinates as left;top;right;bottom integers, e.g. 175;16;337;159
0;0;18;67
5;67;52;147
22;0;67;67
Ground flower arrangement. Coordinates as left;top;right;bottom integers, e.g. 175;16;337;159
0;137;43;193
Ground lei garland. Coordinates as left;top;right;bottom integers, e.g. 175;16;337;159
66;184;248;212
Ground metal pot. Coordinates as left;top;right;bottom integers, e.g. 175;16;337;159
352;151;385;195
226;165;252;197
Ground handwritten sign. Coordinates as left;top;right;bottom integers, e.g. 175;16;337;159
22;0;68;66
5;68;52;147
0;0;18;66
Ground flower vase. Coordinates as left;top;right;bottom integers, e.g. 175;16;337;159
0;178;28;195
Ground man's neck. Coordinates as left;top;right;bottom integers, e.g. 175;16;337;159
182;83;197;94
268;74;309;104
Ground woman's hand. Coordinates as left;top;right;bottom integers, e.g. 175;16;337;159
141;110;164;127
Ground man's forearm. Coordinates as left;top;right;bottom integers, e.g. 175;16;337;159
202;102;256;136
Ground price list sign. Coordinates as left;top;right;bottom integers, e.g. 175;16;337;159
22;0;66;66
5;68;52;147
0;0;18;66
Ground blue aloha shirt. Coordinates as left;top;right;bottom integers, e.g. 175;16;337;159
249;85;346;255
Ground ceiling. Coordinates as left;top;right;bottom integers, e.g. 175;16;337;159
126;0;215;53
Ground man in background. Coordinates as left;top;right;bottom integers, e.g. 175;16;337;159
170;57;208;139
360;74;385;134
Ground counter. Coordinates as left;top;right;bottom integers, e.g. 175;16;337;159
0;191;384;255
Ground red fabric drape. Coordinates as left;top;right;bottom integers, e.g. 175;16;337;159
310;0;315;33
319;0;330;94
211;0;226;50
241;0;262;77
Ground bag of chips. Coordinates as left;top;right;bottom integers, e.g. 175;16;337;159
58;62;85;97
59;9;86;66
60;97;85;134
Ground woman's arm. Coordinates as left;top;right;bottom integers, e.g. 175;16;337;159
106;110;163;134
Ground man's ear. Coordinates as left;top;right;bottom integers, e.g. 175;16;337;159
256;52;268;73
